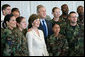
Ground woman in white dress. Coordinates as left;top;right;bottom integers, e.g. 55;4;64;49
26;14;49;56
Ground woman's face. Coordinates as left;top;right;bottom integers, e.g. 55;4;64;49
53;8;60;18
52;24;60;34
7;16;16;28
32;18;40;28
19;18;27;29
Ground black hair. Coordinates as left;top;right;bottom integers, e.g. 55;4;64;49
69;11;76;16
2;4;10;11
11;8;20;13
2;14;14;29
52;22;60;28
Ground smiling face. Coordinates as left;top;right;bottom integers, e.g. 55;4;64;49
7;16;16;28
38;7;46;19
53;8;60;18
52;24;60;34
32;18;40;28
69;13;78;23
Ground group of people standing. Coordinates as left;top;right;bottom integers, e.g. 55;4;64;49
1;3;84;56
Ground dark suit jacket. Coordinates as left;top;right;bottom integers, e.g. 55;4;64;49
38;19;53;42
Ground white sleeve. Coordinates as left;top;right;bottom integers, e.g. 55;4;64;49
26;32;34;56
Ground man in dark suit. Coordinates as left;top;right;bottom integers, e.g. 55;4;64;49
37;5;53;43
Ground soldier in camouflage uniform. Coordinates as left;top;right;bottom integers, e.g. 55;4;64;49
77;6;84;56
77;6;84;26
1;14;29;56
59;4;69;35
66;11;84;56
1;14;17;56
50;7;61;25
59;4;69;24
50;7;66;35
47;24;68;56
13;16;29;56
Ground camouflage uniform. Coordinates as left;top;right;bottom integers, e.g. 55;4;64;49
77;17;84;56
1;28;4;36
66;23;83;56
47;34;68;56
1;28;17;56
59;15;69;24
77;17;84;26
1;28;29;56
1;28;5;56
13;28;29;56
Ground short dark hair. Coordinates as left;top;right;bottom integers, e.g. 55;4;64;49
2;4;10;11
2;14;14;29
52;7;59;13
69;11;76;16
11;8;20;13
52;22;60;28
28;14;39;28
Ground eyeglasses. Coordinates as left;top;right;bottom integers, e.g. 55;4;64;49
70;16;77;18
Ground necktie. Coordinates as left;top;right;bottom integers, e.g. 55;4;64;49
42;20;47;38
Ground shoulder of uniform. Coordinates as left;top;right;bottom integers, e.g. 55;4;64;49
58;34;65;39
4;28;12;34
49;34;55;39
13;28;19;33
1;28;4;31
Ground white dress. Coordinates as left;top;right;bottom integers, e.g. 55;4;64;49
26;29;49;56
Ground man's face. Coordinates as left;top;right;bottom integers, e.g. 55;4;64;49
53;8;60;18
62;5;69;14
3;6;11;15
38;7;46;19
77;6;84;16
69;13;78;23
